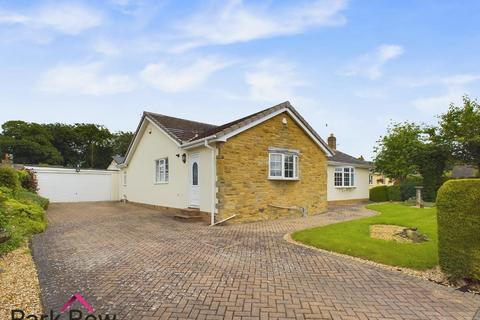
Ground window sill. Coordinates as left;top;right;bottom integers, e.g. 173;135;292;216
268;177;300;181
334;186;356;189
154;182;169;185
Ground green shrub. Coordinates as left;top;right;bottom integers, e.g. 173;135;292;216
436;179;480;280
16;190;49;209
387;185;401;201
17;169;38;192
0;198;46;255
369;186;389;202
0;167;20;191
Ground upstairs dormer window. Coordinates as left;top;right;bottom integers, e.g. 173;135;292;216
268;148;299;180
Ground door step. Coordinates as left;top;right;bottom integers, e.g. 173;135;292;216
174;208;204;222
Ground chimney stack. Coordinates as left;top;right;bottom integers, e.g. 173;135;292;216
327;134;336;150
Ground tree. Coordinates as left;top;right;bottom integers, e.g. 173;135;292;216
74;124;113;169
45;123;82;167
439;96;480;170
112;131;134;157
373;122;423;182
0;121;63;165
415;127;450;201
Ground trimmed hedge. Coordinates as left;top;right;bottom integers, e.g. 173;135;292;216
369;186;388;202
387;185;401;201
436;179;480;280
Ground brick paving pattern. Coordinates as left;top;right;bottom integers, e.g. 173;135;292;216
31;202;479;319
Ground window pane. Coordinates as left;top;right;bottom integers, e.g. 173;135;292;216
344;172;350;186
294;155;299;178
351;168;354;186
269;153;282;177
284;154;294;178
192;162;198;185
165;158;169;181
334;172;342;186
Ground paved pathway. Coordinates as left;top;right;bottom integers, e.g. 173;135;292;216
31;202;479;319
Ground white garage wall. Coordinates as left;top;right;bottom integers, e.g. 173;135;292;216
28;167;119;203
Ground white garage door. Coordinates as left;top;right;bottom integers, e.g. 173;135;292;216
28;167;118;203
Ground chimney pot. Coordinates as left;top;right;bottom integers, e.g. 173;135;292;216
327;134;336;150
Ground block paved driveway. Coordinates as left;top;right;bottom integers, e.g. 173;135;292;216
32;202;479;320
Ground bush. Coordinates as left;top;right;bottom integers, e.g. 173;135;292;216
17;169;38;192
16;190;49;209
387;185;401;201
0;198;46;255
436;179;480;280
369;186;389;202
0;167;20;191
399;176;423;201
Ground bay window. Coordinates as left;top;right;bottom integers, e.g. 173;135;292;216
334;167;355;187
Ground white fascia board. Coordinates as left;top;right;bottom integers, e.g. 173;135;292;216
327;161;371;169
26;166;115;175
123;117;181;166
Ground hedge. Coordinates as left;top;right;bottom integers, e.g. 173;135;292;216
369;186;388;202
387;185;401;201
436;179;480;280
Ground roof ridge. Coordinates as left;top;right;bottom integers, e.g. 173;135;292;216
143;111;218;128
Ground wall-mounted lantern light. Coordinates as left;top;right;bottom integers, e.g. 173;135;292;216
182;153;187;163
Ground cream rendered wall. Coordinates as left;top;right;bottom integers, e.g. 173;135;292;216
119;120;215;213
120;121;188;209
327;165;370;201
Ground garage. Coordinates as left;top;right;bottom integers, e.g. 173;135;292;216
28;166;119;203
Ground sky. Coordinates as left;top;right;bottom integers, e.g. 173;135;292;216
0;0;479;160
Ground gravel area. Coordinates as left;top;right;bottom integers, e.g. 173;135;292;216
0;245;43;319
370;224;411;242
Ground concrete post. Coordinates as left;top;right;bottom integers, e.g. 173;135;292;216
415;186;424;208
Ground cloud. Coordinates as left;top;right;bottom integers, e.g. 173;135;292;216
92;39;121;56
172;0;347;51
342;44;404;79
0;4;102;35
141;57;232;92
245;59;305;102
38;62;135;95
413;73;480;112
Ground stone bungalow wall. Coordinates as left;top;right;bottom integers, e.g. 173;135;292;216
216;112;328;223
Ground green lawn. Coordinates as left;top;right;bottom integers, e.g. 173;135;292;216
291;203;438;270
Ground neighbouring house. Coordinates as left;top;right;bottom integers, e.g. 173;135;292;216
368;172;395;189
325;134;371;204
113;101;371;224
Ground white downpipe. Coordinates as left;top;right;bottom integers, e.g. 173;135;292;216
204;140;216;226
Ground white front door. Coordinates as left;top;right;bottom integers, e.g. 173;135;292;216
189;153;200;207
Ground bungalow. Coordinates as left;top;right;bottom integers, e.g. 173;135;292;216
116;101;370;224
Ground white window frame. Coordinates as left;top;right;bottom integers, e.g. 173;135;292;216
334;166;355;188
268;152;299;180
123;171;127;186
155;158;169;184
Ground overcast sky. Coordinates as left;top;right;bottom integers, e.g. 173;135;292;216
0;0;479;159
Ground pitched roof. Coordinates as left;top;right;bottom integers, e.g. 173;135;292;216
144;112;217;143
329;150;371;167
144;102;331;154
123;101;334;165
